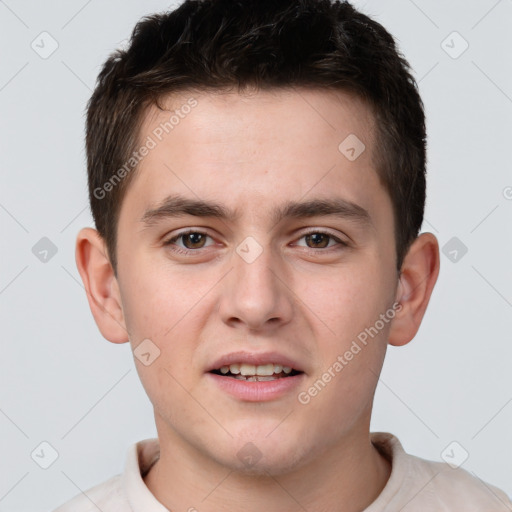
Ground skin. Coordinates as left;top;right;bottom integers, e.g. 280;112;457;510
76;87;439;512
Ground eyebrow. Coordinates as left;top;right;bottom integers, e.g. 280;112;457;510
140;194;372;228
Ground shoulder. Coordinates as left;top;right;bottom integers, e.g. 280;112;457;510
51;438;161;512
51;474;129;512
410;454;512;510
370;432;512;511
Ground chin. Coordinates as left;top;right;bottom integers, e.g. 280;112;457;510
227;451;306;477
215;433;311;477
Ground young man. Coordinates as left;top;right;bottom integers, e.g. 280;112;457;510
55;0;511;510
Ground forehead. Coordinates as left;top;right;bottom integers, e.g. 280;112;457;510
120;87;388;227
140;87;376;155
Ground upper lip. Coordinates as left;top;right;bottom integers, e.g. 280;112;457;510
207;351;304;373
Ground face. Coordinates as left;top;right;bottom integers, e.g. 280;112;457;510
115;88;399;474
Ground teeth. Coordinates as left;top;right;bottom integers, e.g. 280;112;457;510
234;375;279;381
220;363;296;376
256;363;274;376
240;364;256;376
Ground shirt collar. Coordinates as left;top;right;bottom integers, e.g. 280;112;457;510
122;437;169;511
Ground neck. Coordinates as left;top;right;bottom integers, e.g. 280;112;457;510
144;418;391;512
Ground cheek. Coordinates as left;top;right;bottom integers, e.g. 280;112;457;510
120;277;171;340
296;257;395;415
297;284;390;436
118;261;217;395
299;263;392;344
119;270;207;407
119;257;207;340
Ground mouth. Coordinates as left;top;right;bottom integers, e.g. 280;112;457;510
206;351;306;401
209;363;303;381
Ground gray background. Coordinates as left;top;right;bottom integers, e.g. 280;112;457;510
0;0;511;510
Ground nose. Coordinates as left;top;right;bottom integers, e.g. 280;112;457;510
217;239;294;332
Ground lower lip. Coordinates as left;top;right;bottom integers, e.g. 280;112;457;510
206;372;305;402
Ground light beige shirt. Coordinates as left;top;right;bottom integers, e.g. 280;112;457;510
53;432;512;511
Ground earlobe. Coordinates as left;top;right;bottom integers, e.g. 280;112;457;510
388;232;440;347
75;227;130;344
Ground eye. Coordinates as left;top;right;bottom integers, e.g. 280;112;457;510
163;230;215;252
295;231;346;250
162;229;346;255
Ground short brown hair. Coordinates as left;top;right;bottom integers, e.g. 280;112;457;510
86;0;426;273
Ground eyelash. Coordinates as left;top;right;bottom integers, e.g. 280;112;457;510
162;229;347;255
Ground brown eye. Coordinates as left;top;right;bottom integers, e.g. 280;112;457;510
294;230;347;251
163;230;214;252
181;232;207;249
305;233;331;248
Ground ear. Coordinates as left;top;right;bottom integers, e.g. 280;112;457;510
75;227;129;344
388;232;440;347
